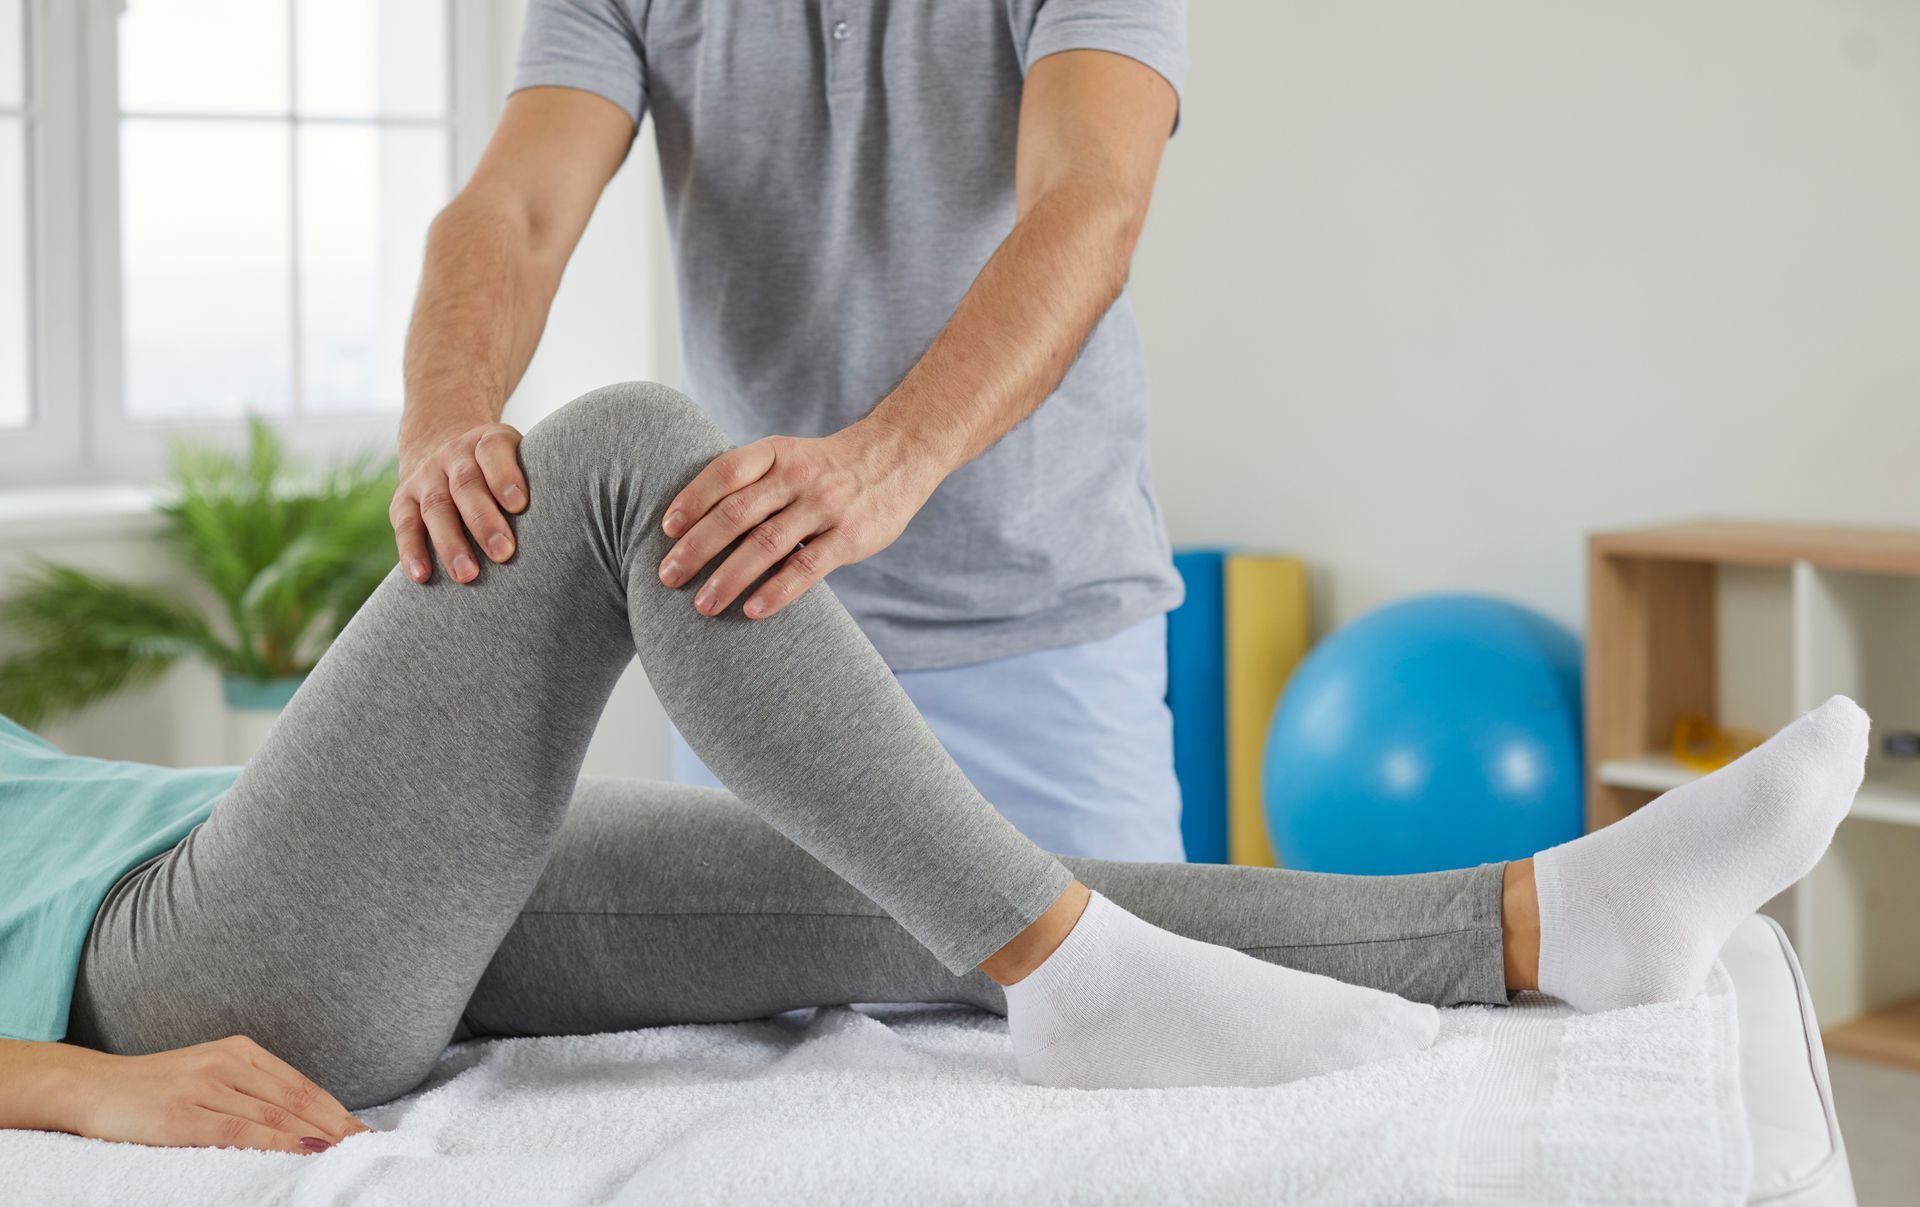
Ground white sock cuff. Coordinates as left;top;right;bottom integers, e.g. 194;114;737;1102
1008;890;1119;1002
1530;844;1581;1000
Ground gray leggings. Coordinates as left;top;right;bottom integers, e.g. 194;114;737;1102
67;383;1506;1109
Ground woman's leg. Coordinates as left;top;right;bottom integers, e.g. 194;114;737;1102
473;690;1870;1050
72;380;1853;1104
71;383;1068;1106
462;777;1506;1037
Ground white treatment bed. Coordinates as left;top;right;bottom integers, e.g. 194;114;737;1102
0;915;1854;1205
1726;915;1856;1206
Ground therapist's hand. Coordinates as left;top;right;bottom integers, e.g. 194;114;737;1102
657;419;946;619
391;422;528;585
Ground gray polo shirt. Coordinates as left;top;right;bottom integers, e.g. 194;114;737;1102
515;0;1188;670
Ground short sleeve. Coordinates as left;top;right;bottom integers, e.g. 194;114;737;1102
511;0;649;125
1023;0;1189;101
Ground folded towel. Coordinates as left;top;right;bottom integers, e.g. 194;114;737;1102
0;969;1749;1206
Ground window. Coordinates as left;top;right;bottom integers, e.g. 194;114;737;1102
3;0;470;479
0;0;27;432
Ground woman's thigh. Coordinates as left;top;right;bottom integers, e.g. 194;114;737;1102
67;813;511;1110
64;396;666;1108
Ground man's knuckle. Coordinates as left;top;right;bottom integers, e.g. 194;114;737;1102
749;524;787;554
718;494;754;526
788;546;824;577
447;460;486;491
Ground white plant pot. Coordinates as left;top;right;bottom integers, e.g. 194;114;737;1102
221;675;305;763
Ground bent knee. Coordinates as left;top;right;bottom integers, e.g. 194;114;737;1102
525;382;726;469
516;382;734;532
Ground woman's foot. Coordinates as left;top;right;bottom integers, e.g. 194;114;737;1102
1535;695;1868;1013
1003;892;1439;1089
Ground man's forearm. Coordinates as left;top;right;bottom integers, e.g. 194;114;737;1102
400;199;564;465
863;179;1147;473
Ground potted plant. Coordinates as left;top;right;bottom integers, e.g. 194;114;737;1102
0;419;397;757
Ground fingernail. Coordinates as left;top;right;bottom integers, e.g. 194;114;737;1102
453;554;477;580
659;559;682;586
299;1136;332;1153
406;559;427;581
663;510;684;537
745;598;766;618
694;586;715;613
487;534;513;561
502;484;525;510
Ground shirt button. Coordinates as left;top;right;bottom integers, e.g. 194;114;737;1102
831;20;850;40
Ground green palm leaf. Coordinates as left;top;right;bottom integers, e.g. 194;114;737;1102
0;564;236;726
0;420;399;726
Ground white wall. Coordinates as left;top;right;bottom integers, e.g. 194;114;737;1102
1131;0;1920;633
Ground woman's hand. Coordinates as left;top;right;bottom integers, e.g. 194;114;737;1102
2;1036;369;1154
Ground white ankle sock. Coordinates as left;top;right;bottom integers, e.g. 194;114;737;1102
1535;694;1868;1013
1002;892;1439;1089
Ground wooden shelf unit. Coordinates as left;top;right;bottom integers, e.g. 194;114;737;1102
1587;520;1920;1071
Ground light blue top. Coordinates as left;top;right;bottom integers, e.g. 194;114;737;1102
0;717;234;1041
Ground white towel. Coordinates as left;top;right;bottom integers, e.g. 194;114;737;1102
0;970;1750;1206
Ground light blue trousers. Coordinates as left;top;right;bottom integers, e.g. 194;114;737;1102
672;615;1186;861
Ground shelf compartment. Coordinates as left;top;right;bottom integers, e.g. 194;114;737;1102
1587;522;1920;1072
1595;754;1920;827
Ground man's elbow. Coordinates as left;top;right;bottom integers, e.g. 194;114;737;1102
1078;183;1154;292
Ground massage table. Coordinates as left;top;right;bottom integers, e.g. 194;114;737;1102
1727;915;1856;1206
0;915;1857;1205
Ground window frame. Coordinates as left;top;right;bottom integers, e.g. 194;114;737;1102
1;0;83;478
1;0;493;485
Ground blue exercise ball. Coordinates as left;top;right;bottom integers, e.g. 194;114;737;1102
1264;594;1583;875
